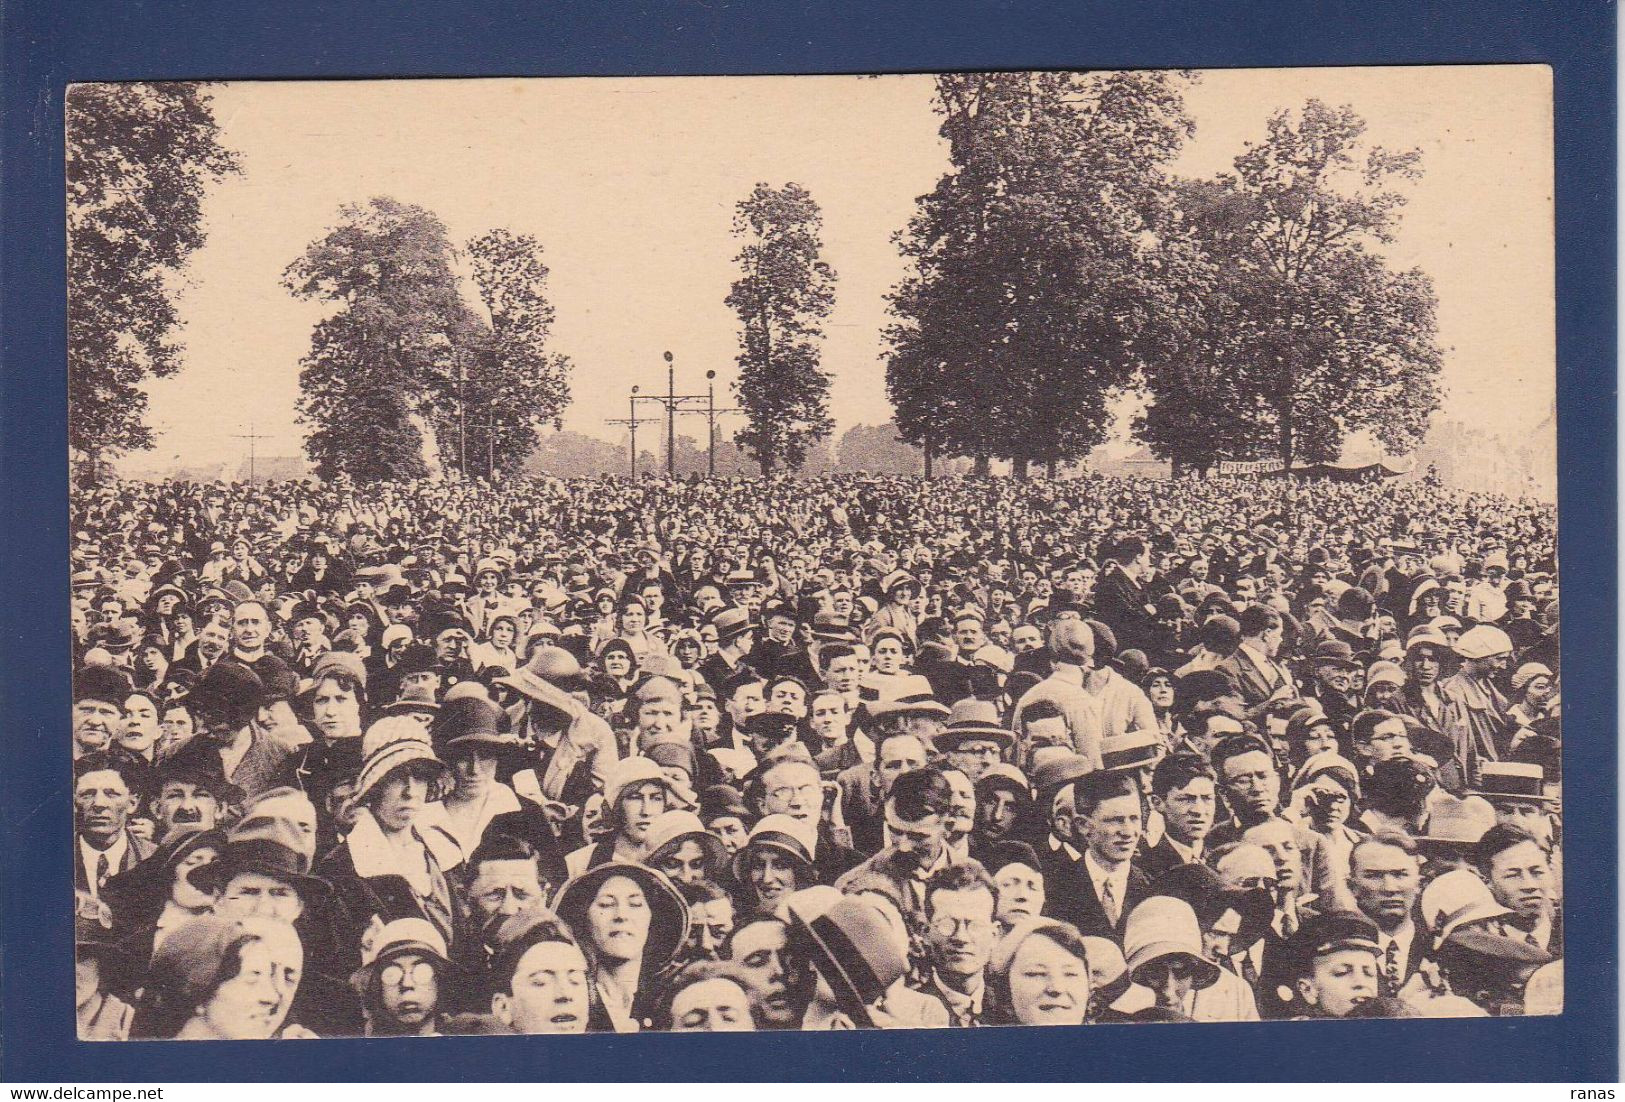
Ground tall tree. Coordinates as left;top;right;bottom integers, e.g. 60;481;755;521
726;183;836;474
885;71;1203;477
283;196;468;482
1137;101;1444;471
455;229;574;478
66;82;240;484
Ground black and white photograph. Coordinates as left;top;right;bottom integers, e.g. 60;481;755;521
66;67;1562;1042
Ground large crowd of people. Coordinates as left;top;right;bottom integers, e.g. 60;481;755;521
68;471;1562;1040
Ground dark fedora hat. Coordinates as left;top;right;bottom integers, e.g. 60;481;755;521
1309;640;1362;669
190;816;330;902
431;695;523;757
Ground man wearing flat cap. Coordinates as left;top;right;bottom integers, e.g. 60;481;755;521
1439;624;1516;791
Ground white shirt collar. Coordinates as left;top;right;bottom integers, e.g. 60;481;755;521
1083;849;1131;899
1164;835;1202;863
80;833;128;898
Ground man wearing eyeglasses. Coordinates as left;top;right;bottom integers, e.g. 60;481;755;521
350;917;455;1037
753;745;861;883
915;861;999;1027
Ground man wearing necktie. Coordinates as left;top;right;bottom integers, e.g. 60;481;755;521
1479;822;1562;957
917;862;999;1026
73;749;154;899
1040;770;1150;941
1346;834;1426;997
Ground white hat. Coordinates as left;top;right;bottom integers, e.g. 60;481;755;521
1122;896;1220;989
1420;868;1512;947
602;755;692;811
1453;625;1513;660
357;915;449;971
353;717;451;805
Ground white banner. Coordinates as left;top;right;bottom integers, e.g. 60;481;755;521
1216;459;1286;475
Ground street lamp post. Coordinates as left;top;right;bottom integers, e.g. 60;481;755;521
608;357;740;480
629;387;640;478
664;351;677;478
706;370;717;477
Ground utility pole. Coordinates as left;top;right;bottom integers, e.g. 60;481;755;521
606;388;643;478
232;423;269;483
612;355;743;479
706;370;716;477
665;351;677;478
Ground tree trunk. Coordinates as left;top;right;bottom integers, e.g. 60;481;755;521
1278;403;1295;474
1046;458;1058;479
923;439;935;479
1012;456;1030;480
973;452;990;477
407;408;447;481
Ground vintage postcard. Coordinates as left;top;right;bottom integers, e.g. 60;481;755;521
67;67;1559;1041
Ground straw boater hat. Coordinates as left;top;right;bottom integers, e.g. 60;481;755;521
1099;728;1167;775
865;674;951;721
934;698;1016;752
1472;762;1558;805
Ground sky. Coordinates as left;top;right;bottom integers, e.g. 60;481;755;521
110;65;1555;472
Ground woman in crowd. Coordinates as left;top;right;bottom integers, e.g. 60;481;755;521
133;915;310;1040
316;717;458;972
985;918;1094;1027
553;861;689;1032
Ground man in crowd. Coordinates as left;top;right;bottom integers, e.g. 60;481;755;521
64;470;1560;1037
